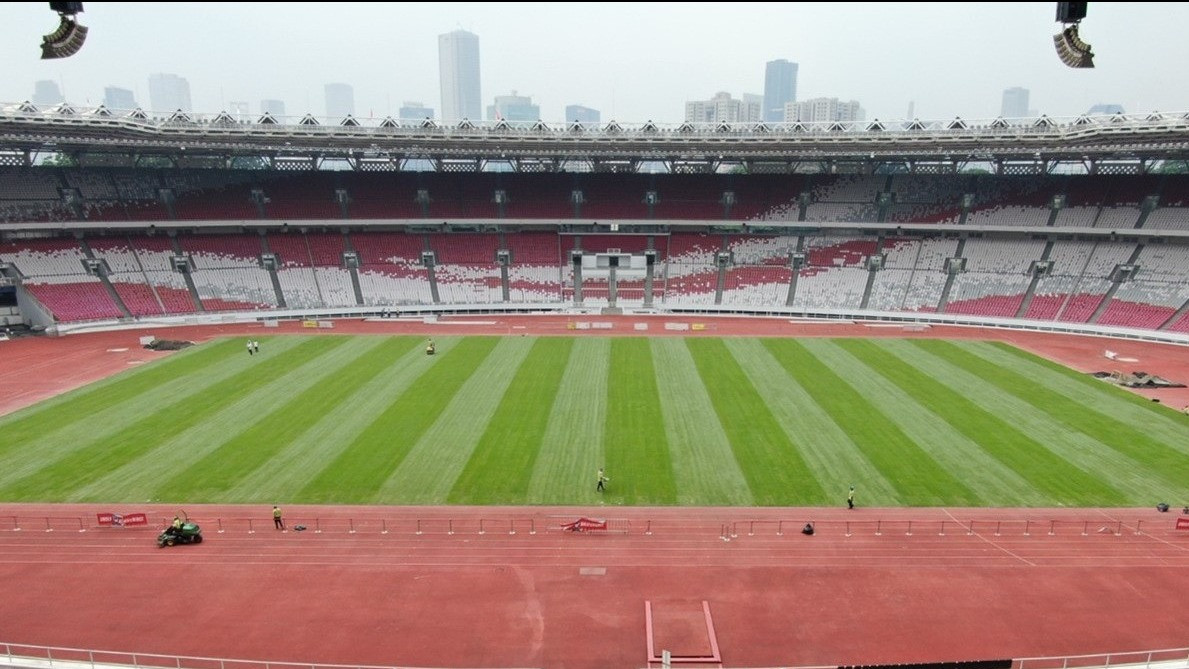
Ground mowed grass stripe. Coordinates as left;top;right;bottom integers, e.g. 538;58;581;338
0;337;346;501
527;338;610;504
603;339;677;505
687;338;824;505
448;338;573;504
725;339;897;505
0;338;239;426
912;339;1189;497
231;337;459;503
72;336;384;503
651;339;752;505
297;337;498;503
378;336;536;503
0;338;251;459
875;340;1131;505
0;337;309;491
765;339;977;506
154;336;414;501
975;342;1189;452
806;339;1044;506
992;341;1189;421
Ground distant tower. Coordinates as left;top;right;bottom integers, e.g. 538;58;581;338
487;91;540;122
260;99;287;117
33;80;64;106
439;29;481;122
566;104;601;123
763;59;799;123
228;101;250;120
1001;87;1030;118
103;86;137;110
325;83;355;119
399;101;435;120
148;73;192;113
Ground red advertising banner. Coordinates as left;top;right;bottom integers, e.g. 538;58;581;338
96;513;148;527
560;517;608;532
1176;517;1189;531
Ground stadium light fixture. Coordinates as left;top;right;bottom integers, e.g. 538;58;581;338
1054;2;1094;68
41;2;87;60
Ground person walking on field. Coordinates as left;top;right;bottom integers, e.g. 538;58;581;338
247;340;254;356
596;468;609;493
847;485;855;509
272;505;285;530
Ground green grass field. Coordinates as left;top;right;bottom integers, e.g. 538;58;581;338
2;335;1187;507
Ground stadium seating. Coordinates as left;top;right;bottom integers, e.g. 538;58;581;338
1;169;1187;333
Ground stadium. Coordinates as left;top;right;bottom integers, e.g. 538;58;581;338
3;40;1189;669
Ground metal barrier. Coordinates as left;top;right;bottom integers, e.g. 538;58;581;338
1;641;1184;669
0;514;1168;540
0;641;542;669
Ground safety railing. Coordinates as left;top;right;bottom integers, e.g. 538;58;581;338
1;642;1185;669
0;514;1182;540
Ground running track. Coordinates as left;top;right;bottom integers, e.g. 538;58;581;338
1;316;1188;668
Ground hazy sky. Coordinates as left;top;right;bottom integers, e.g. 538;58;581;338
3;2;1188;123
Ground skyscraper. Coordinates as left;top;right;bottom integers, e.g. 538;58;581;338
685;92;762;123
487;92;539;122
228;101;250;120
565;105;601;124
148;73;192;113
325;83;355;119
784;98;865;123
32;80;64;106
439;29;481;122
763;59;799;123
399;101;435;120
1001;87;1030;119
103;86;137;110
260;99;286;118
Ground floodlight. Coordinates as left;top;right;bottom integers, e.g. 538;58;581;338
1054;25;1094;68
41;2;87;60
1053;2;1093;68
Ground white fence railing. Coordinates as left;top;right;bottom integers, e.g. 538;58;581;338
1;642;1185;669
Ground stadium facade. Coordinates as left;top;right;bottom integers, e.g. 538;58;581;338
0;103;1187;343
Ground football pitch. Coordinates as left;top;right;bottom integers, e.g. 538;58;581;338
1;335;1187;507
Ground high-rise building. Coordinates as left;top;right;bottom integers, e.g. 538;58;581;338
103;86;137;110
487;92;539;122
260;99;286;118
32;80;64;106
685;92;762;124
439;29;481;122
325;83;355;119
565;104;601;123
148;73;192;113
784;97;865;123
763;59;799;123
1001;87;1030;118
399;101;435;120
228;101;250;120
742;94;764;122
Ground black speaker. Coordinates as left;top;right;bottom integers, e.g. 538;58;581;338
1057;2;1088;22
1156;503;1169;512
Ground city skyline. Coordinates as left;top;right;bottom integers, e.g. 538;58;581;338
3;3;1189;123
439;29;481;122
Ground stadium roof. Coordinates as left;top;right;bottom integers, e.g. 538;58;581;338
4;103;1189;170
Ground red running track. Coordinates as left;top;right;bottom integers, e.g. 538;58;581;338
1;504;1188;669
2;317;1189;667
